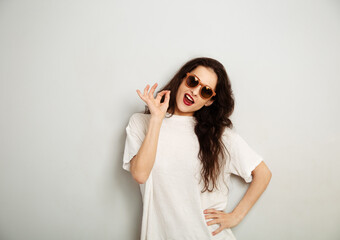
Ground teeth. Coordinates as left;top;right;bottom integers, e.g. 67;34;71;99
185;94;194;103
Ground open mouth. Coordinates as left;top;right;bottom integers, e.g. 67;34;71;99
183;93;194;106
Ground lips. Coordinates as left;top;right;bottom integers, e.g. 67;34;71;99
183;93;194;106
185;93;195;103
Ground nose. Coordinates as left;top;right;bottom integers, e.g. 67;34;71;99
191;85;201;97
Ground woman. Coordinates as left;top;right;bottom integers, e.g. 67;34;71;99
122;57;272;239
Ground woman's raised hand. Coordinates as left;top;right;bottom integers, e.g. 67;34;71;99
136;83;171;120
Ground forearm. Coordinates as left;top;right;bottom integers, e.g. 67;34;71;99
130;116;163;184
232;168;272;221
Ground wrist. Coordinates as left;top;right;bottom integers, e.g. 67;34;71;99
150;115;164;123
231;208;245;222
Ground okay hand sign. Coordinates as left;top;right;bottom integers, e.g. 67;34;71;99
136;83;171;120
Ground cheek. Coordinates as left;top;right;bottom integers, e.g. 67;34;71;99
176;91;182;100
177;86;186;98
193;100;206;109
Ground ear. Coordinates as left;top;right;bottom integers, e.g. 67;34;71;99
204;99;214;107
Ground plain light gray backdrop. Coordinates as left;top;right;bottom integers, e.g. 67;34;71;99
0;0;339;239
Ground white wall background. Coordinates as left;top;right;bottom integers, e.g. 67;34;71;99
0;0;339;239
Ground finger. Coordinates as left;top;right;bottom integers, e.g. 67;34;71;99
204;209;220;214
148;83;158;98
212;226;224;236
136;89;145;101
206;219;220;226
155;90;167;102
204;214;219;220
143;85;150;96
160;91;171;105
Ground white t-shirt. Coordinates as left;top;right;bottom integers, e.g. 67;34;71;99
122;112;263;240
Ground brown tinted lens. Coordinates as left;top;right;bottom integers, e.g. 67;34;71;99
201;87;213;98
187;75;199;87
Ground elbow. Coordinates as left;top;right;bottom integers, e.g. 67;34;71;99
133;175;148;184
267;170;272;182
129;155;151;184
261;167;272;180
252;167;272;184
132;172;149;184
264;168;272;184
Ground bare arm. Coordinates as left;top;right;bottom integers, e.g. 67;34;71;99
203;161;272;235
232;161;272;221
130;116;163;184
129;83;171;184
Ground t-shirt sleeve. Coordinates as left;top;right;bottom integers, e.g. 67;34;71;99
122;113;147;172
224;128;264;183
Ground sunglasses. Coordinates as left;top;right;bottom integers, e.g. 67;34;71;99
184;72;216;99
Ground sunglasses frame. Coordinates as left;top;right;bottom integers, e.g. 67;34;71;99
184;72;216;99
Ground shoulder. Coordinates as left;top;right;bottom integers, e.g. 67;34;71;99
222;126;238;139
127;112;151;133
222;126;243;147
129;112;151;124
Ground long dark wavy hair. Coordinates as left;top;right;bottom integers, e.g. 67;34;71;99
145;57;235;193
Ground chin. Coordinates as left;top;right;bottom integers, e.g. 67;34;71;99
179;103;198;114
